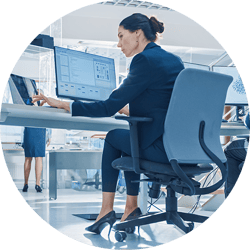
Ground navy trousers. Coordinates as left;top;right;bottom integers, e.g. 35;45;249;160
101;129;169;196
224;138;247;198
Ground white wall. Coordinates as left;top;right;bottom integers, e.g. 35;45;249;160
12;57;39;80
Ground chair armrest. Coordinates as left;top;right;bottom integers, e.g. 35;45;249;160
114;115;153;123
114;115;153;174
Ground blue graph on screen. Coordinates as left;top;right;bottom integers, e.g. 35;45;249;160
213;66;248;105
232;75;245;95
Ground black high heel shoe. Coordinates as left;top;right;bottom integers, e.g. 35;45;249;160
85;210;116;236
35;185;42;193
22;184;28;192
123;207;142;234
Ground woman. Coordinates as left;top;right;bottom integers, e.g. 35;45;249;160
22;89;51;193
33;13;184;234
22;127;51;192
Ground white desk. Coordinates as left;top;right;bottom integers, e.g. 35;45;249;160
0;103;129;131
220;121;249;136
49;149;103;200
1;103;249;136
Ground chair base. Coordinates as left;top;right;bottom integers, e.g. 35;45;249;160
113;187;209;240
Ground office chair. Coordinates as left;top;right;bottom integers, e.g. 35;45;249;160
111;68;233;242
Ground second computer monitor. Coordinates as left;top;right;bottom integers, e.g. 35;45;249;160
54;46;117;102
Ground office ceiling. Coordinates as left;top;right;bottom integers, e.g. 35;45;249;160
38;0;233;66
57;2;224;50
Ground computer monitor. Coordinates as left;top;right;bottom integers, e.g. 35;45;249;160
213;66;248;106
54;46;117;102
8;74;38;105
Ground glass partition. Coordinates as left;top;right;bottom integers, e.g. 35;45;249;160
184;62;209;71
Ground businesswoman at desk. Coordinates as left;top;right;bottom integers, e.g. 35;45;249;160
33;13;184;235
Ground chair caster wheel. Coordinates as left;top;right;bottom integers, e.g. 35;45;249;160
115;231;127;242
187;222;194;232
125;226;135;234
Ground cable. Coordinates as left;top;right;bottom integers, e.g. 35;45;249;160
188;166;219;214
147;191;164;213
189;167;219;213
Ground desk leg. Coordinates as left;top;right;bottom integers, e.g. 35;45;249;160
49;154;57;200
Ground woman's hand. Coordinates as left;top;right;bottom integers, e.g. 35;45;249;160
32;93;70;112
118;105;129;116
32;93;60;107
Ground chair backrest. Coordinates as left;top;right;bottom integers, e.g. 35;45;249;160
163;68;233;164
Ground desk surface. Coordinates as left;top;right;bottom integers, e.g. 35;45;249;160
220;121;249;136
1;103;249;136
0;103;128;131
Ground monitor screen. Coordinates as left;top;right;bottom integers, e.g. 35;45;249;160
213;66;248;106
8;74;38;105
54;46;117;101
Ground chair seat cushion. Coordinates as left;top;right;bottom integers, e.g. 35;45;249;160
112;157;213;177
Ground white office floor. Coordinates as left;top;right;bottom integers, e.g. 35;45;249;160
19;186;214;249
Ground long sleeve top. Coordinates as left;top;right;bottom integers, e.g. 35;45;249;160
71;42;184;149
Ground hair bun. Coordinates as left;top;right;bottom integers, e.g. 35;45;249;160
149;16;164;34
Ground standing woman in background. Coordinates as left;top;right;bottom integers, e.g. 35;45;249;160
22;89;51;193
33;13;184;235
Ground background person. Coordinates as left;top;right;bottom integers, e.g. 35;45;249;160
22;89;51;193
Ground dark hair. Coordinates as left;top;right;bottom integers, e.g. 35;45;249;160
119;13;164;42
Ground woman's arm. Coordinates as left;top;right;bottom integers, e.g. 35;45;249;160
72;53;152;117
32;93;71;112
33;53;151;117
